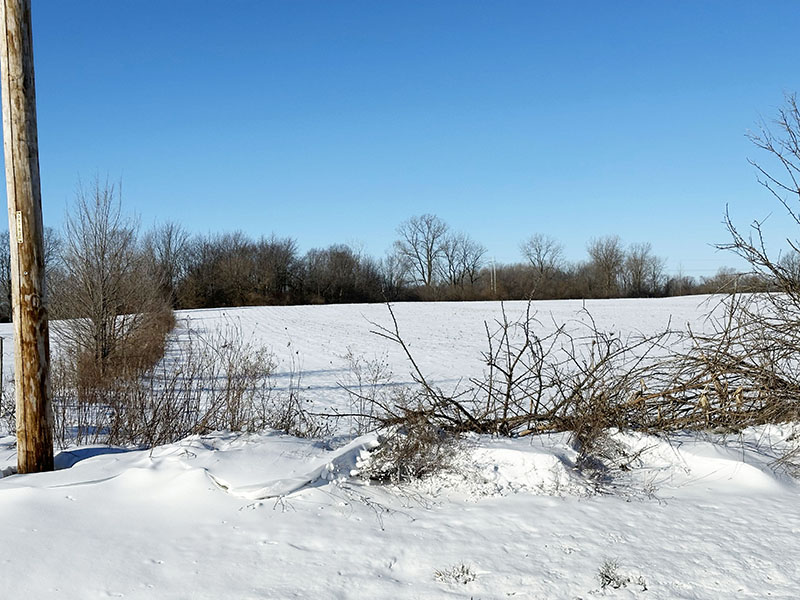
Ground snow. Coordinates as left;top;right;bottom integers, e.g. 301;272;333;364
0;296;798;598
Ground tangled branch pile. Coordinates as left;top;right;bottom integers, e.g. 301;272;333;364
345;294;800;460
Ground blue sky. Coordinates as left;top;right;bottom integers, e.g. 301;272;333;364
9;1;800;276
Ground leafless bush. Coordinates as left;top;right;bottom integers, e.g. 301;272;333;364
470;303;667;443
357;413;460;483
257;347;330;439
72;306;176;392
52;178;173;386
559;97;800;439
51;353;103;447
338;347;393;436
51;317;327;448
361;304;499;434
0;377;14;433
471;302;557;435
434;563;476;585
597;559;647;591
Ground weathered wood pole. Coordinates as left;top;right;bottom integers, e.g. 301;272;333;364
0;0;53;473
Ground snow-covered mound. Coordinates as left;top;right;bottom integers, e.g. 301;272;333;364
1;423;798;598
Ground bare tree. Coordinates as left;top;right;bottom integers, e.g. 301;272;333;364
779;250;800;283
143;221;190;307
0;226;61;321
441;231;486;291
380;252;411;299
520;234;563;278
721;93;800;301
587;235;625;298
665;268;696;297
303;244;383;303
520;233;564;296
53;179;170;380
623;242;665;297
253;234;299;302
393;214;449;288
179;231;255;308
695;266;744;294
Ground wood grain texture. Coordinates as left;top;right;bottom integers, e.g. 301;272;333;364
0;0;53;473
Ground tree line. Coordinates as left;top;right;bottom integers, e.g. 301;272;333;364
0;193;751;322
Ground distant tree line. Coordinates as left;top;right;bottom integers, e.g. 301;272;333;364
0;208;760;322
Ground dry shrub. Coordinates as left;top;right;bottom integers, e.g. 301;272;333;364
337;347;394;436
597;559;647;591
358;412;460;483
52;177;175;390
74;305;176;391
434;564;476;585
563;393;625;467
0;377;14;434
119;307;177;374
51;317;327;448
772;427;800;477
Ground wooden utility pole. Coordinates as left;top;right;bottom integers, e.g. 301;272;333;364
0;0;53;473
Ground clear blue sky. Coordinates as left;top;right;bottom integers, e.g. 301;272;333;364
8;1;800;276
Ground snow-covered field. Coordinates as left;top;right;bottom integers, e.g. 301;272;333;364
1;297;799;599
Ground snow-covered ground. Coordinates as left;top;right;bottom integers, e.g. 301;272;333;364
0;296;798;599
